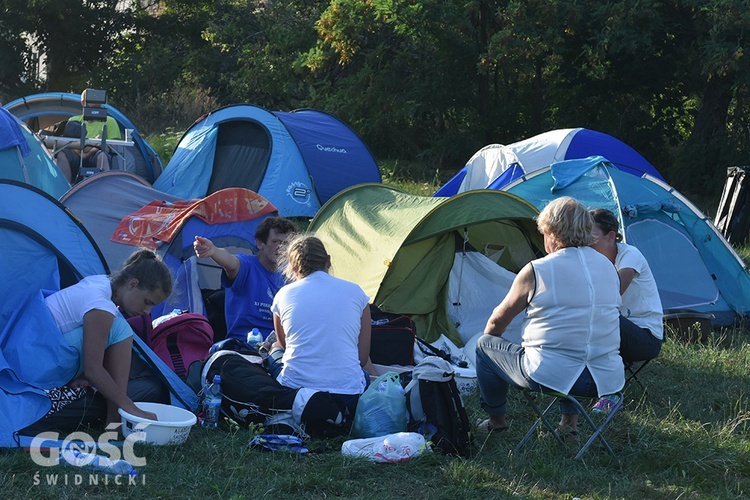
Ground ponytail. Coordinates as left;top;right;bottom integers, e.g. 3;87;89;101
110;249;172;296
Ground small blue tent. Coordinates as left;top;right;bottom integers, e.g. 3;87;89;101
503;156;750;326
153;105;381;217
0;107;70;198
5;92;163;183
435;128;664;196
0;180;196;448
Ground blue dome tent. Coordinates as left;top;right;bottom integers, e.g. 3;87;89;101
503;156;750;327
5;92;163;184
153;105;381;218
0;180;196;448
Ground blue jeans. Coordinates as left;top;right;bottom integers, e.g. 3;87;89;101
620;316;662;363
475;335;598;416
265;348;369;418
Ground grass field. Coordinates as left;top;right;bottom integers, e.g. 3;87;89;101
1;325;748;498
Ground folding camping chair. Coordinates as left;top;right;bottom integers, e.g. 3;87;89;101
515;389;624;460
624;359;651;393
623;328;667;394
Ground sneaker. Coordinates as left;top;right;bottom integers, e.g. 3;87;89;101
591;394;622;415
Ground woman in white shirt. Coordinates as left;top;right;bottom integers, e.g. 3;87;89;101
476;197;624;440
590;208;663;362
43;249;171;425
268;235;375;430
588;208;663;413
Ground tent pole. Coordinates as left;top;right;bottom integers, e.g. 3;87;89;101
452;228;469;306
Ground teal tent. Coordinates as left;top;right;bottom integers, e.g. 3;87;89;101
0;107;69;198
504;156;750;326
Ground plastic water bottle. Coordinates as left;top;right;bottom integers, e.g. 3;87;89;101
201;375;222;429
152;308;183;328
61;449;138;476
246;328;263;348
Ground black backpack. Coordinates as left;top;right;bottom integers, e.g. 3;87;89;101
200;350;349;437
404;356;471;456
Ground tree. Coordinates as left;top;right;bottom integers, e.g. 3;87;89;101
299;0;482;166
28;0;132;91
0;0;32;99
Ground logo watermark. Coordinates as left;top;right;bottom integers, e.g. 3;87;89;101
29;423;149;487
33;471;146;486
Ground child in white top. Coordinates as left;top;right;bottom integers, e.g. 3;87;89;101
44;249;172;424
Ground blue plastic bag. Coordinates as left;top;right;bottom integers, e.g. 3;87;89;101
249;434;308;453
351;372;408;438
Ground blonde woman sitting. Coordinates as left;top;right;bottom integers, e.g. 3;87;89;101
475;197;624;440
267;234;375;429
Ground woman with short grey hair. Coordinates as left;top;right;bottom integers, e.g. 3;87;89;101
475;196;624;440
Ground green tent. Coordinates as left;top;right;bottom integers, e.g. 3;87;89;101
308;184;544;344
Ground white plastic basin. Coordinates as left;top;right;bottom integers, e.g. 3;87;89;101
118;402;197;445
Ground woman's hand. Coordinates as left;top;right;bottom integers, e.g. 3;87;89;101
128;405;158;422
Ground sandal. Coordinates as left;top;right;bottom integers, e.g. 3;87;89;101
592;394;622;415
541;425;578;443
558;428;579;444
476;418;509;434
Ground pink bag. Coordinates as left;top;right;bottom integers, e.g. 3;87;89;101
128;312;214;380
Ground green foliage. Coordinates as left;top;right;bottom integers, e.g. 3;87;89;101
737;243;750;265
203;0;324;108
146;129;183;163
4;0;750;202
25;0;133;91
299;0;483;166
103;0;224;131
0;1;32;98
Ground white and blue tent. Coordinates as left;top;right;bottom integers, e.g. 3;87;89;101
153;104;381;218
5;92;163;183
0;106;70;198
0;180;197;448
435;128;664;196
502;156;750;327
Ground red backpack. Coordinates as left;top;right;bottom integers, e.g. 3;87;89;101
127;312;214;380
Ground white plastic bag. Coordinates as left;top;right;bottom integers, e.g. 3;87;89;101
341;432;429;463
